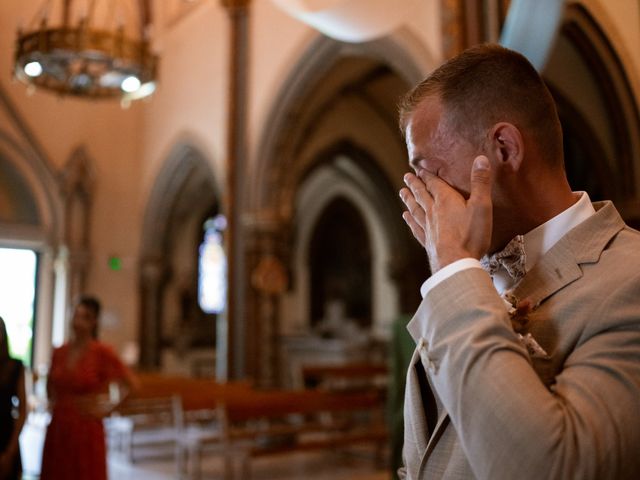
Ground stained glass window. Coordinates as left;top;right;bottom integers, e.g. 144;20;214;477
198;214;227;314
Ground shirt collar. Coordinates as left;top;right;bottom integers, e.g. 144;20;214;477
523;191;595;271
492;191;595;294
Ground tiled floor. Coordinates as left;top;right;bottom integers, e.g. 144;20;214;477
109;449;388;480
21;413;390;480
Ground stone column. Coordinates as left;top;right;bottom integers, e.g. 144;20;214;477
244;213;289;388
218;0;252;381
59;146;94;305
138;256;167;369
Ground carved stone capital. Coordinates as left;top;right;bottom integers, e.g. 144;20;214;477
140;256;168;284
59;145;95;199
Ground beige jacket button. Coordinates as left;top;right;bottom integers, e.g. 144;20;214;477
418;338;438;373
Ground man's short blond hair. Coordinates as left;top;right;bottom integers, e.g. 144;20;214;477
399;44;563;166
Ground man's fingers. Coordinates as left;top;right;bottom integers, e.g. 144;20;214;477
400;186;427;247
469;155;492;206
417;169;449;200
402;211;426;247
399;187;426;229
467;155;493;257
403;173;432;211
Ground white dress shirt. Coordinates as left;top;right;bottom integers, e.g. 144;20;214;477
420;192;596;297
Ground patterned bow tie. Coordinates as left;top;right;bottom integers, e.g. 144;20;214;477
480;235;527;281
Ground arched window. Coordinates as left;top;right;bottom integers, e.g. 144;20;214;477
198;214;227;314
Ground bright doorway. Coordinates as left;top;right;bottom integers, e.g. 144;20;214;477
0;247;38;366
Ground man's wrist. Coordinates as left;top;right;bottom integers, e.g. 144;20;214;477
429;249;475;274
421;258;484;298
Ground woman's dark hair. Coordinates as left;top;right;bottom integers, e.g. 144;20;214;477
0;316;10;360
78;295;101;339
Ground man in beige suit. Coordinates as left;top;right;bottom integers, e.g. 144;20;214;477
398;44;640;479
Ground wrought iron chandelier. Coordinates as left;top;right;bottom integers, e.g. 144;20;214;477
14;0;158;104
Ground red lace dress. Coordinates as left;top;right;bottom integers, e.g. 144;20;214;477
40;341;128;480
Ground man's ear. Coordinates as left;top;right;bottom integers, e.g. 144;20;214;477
489;123;523;173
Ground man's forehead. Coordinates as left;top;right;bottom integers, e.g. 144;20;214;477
409;96;444;128
406;98;446;144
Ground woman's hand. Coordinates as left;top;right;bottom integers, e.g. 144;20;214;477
76;394;114;420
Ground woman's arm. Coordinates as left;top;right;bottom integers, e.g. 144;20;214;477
109;368;140;412
91;344;140;418
46;348;59;409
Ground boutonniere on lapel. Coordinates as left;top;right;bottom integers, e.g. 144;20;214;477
502;291;549;359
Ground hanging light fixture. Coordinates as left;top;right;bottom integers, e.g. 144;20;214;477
14;0;158;104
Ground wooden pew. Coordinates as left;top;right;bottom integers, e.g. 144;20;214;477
178;387;388;480
301;362;388;391
106;373;388;479
107;373;252;464
106;395;183;462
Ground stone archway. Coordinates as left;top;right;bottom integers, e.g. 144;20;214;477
248;32;430;215
139;144;219;369
243;33;432;386
0;139;60;368
0;84;82;367
288;140;419;335
544;3;640;223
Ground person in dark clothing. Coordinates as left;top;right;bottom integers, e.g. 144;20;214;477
0;316;26;480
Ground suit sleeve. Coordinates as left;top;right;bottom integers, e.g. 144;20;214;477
413;267;640;480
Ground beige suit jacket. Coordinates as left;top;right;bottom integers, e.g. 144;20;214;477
401;201;640;479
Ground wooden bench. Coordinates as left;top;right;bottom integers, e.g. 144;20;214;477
301;363;388;392
106;373;388;479
106;395;183;462
106;373;252;466
178;388;388;480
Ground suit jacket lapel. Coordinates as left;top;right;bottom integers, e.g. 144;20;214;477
423;400;450;456
512;201;625;306
407;347;430;452
414;353;451;476
511;240;583;307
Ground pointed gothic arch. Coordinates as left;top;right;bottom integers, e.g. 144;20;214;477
288;140;422;337
0;85;96;367
243;32;432;385
559;3;640;202
138;143;220;369
537;3;640;228
248;31;432;214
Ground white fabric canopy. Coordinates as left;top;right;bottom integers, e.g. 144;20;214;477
271;0;420;43
500;0;565;71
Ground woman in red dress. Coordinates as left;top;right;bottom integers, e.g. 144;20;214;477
40;296;137;480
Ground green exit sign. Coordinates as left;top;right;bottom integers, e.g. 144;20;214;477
108;256;122;271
